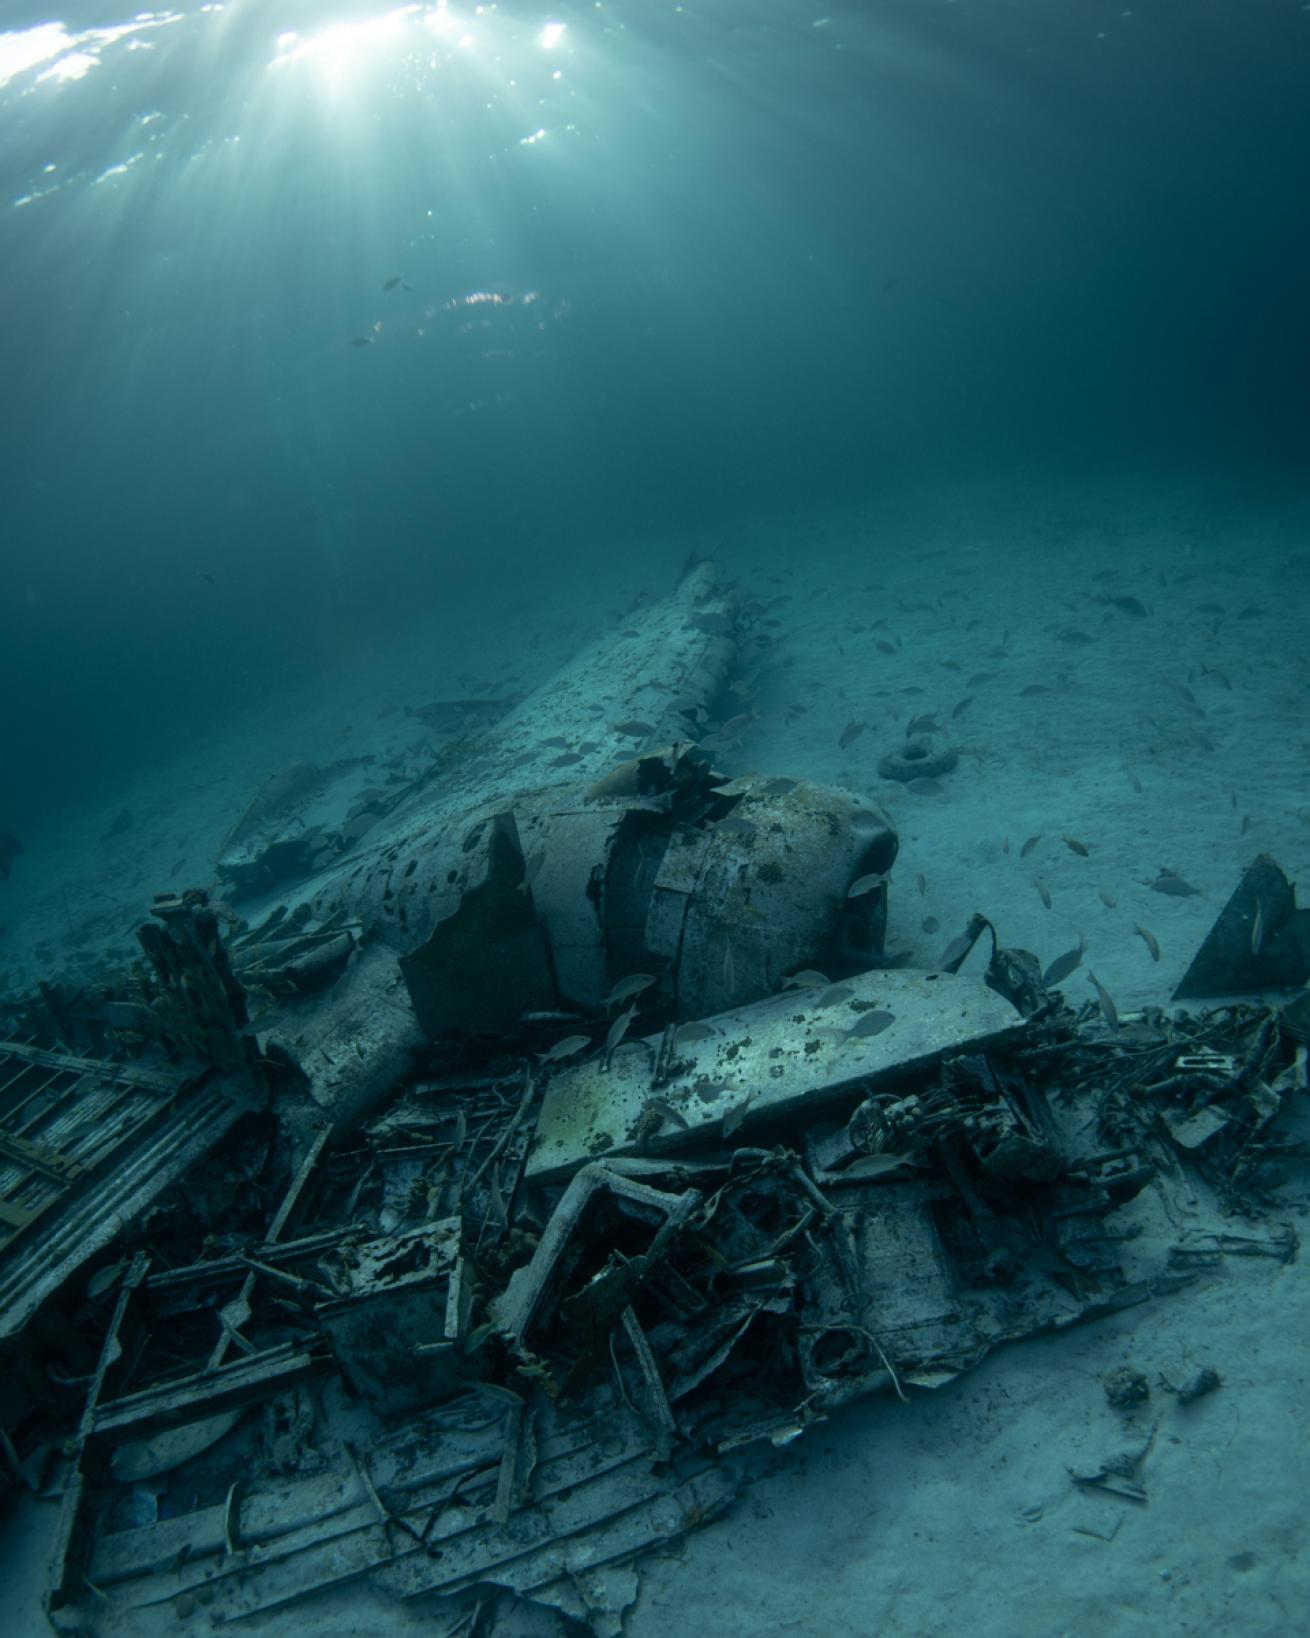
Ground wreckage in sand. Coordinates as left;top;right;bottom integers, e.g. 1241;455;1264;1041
0;564;1305;1636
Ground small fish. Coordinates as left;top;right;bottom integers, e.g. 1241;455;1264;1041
876;639;897;656
916;873;927;895
843;1009;895;1041
847;872;887;898
1098;888;1118;909
1200;665;1232;691
606;1004;637;1057
906;714;941;737
86;1259;127;1300
1020;684;1050;697
350;335;373;348
1241;815;1251;836
645;1095;689;1130
195;570;216;586
839;720;866;750
1103;595;1149;617
921;915;939;934
1057;628;1095;645
1042;936;1086;987
1134;924;1160;961
967;672;997;687
723;941;736;994
1062;835;1090;857
674;1021;717;1047
383;276;402;291
548;752;583;767
1035;879;1053;909
1087;970;1119;1029
907;777;944;796
606;972;657;1010
814;983;855;1009
541;736;570;748
540;1034;591;1064
951;696;974;719
612;718;656;737
938;929;976;969
1020;835;1042;859
1147;868;1201;897
783;969;829;989
1251;901;1265;957
722;1095;756;1137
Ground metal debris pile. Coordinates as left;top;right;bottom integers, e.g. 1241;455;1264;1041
1;927;1303;1636
0;567;1305;1636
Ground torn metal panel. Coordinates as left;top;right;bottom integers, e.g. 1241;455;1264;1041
318;1218;467;1414
398;809;556;1036
1174;853;1310;998
526;969;1023;1182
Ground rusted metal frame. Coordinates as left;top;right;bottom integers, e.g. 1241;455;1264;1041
0;1061;66;1119
19;1069;166;1150
0;1038;177;1092
207;1125;332;1370
146;1224;354;1294
46;1250;152;1615
0;1053;45;1100
620;1305;677;1448
90;1341;330;1441
0;1126;88;1183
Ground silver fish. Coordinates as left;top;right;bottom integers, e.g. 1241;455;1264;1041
783;969;829;989
1087;970;1119;1029
843;1009;896;1041
539;1033;591;1064
606;1005;637;1057
606;972;657;1010
674;1021;717;1047
1042;937;1086;987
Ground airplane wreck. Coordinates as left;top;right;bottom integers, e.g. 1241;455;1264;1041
0;564;1305;1637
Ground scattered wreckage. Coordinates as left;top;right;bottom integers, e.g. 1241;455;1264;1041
0;567;1306;1636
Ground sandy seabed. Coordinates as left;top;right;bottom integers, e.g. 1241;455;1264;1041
1;470;1307;1637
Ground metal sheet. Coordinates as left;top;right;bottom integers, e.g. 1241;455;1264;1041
526;970;1023;1181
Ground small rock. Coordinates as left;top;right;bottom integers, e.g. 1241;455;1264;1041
1102;1365;1150;1411
1175;1365;1221;1404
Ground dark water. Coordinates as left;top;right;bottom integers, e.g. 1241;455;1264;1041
1;0;1307;825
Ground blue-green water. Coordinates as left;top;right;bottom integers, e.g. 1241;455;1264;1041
2;0;1307;824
